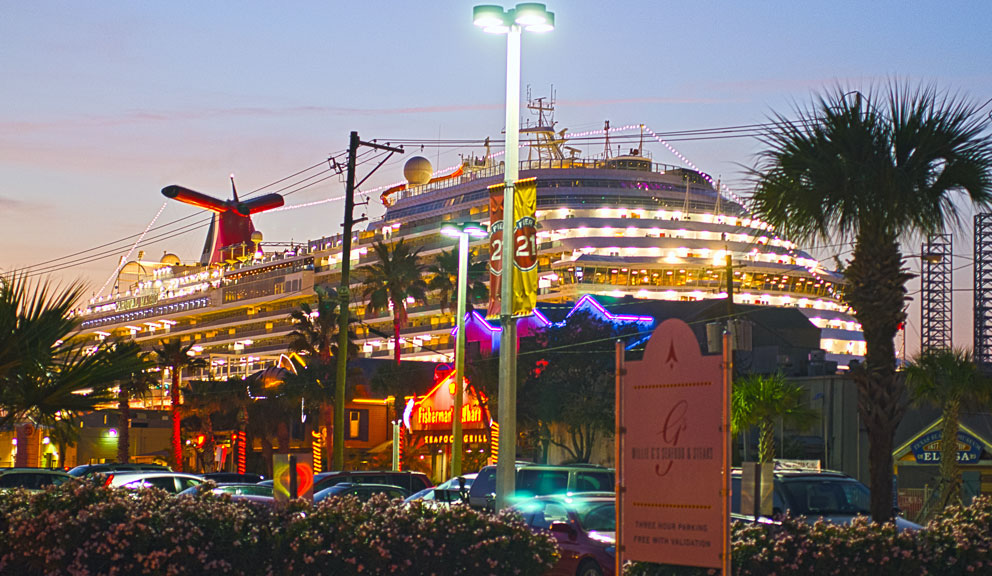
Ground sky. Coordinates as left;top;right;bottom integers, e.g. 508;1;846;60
2;1;991;354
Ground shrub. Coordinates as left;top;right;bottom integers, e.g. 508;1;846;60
627;495;992;576
0;484;557;576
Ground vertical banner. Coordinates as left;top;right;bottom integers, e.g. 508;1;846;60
487;183;504;319
512;178;538;316
620;319;727;569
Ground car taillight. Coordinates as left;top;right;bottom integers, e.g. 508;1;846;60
103;474;114;487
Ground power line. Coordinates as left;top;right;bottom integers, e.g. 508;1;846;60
14;151;408;279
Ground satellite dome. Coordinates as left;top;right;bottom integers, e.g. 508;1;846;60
404;157;433;186
160;252;181;266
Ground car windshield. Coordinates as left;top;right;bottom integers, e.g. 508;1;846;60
575;501;616;532
67;466;99;477
405;487;435;502
779;479;871;516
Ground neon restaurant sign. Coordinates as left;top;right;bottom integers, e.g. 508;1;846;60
405;372;490;433
417;404;483;426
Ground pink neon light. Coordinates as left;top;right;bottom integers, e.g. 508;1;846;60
450;310;502;337
532;309;552;326
565;294;654;324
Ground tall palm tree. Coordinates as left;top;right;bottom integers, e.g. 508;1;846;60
0;274;145;466
427;248;490;313
750;83;992;521
288;285;352;362
731;373;814;464
905;348;991;508
152;339;208;472
361;239;428;364
114;345;156;464
245;387;296;479
287;285;358;471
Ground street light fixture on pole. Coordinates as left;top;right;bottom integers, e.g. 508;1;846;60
473;2;554;510
441;221;488;478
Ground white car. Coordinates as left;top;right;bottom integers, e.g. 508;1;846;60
105;471;204;494
404;473;477;507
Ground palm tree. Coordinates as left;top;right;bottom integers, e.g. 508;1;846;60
114;345;156;464
46;414;80;469
905;348;991;508
749;83;992;521
731;373;813;464
427;248;490;313
0;274;145;466
181;378;247;472
152;339;208;472
287;284;358;471
288;285;352;362
361;239;428;364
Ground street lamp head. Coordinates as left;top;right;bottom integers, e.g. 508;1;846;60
441;222;489;239
474;3;554;34
464;223;489;238
513;3;554;32
474;5;509;32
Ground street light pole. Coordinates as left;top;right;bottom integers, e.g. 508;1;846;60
454;230;470;477
441;222;487;478
474;0;554;512
496;21;521;514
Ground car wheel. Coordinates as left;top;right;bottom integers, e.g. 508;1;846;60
576;560;603;576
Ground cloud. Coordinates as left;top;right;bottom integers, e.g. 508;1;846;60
559;96;740;107
0;103;507;134
0;195;29;210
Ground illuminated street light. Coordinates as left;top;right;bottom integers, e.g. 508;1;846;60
473;1;554;511
440;222;487;477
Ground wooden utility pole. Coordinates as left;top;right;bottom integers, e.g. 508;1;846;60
334;132;403;471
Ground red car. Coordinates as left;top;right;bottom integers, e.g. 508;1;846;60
511;493;616;576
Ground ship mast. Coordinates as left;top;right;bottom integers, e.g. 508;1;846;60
521;88;568;164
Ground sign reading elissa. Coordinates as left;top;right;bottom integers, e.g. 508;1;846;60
621;319;726;568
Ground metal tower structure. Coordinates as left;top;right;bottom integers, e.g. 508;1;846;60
921;234;953;351
975;215;992;367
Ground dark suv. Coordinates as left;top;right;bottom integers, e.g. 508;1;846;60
731;466;921;531
468;463;615;510
312;470;432;494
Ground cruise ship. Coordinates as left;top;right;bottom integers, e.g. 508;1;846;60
74;100;865;391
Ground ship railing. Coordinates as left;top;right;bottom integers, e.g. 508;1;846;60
391;157;692;204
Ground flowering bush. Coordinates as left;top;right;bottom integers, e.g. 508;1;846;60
0;483;557;576
626;495;992;576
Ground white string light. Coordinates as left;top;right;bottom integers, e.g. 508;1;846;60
98;202;168;297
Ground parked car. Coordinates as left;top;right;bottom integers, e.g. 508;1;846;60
405;473;477;507
469;463;615;510
178;483;273;498
314;482;408;503
105;471;204;494
731;466;922;531
512;493;616;576
312;470;432;495
0;468;76;491
201;472;265;484
68;463;171;479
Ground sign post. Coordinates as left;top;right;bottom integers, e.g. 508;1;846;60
273;453;314;504
619;319;729;572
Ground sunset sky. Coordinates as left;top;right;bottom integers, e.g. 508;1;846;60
2;1;990;351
